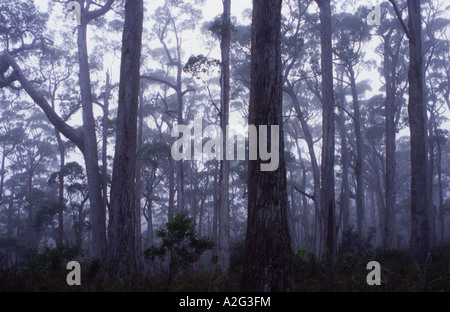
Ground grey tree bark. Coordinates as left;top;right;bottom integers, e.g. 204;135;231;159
241;0;293;292
108;0;143;279
218;0;231;275
382;28;401;249
389;0;430;261
316;0;336;262
77;0;116;263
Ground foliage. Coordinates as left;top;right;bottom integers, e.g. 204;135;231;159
338;227;376;256
184;54;221;77
292;243;450;292
207;15;237;39
144;213;214;289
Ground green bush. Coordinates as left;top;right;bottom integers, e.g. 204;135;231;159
144;213;214;291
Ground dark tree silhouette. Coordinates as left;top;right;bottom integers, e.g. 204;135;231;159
241;0;293;292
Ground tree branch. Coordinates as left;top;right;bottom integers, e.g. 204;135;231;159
141;75;177;91
86;0;115;22
4;55;85;152
292;183;315;201
388;0;412;40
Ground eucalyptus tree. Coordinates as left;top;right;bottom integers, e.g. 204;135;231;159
374;3;409;249
281;0;323;253
241;0;293;292
315;0;336;261
333;10;372;238
8;109;58;248
0;0;117;262
388;0;430;261
107;0;143;279
141;0;203;215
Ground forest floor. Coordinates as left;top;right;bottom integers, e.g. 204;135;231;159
1;242;450;292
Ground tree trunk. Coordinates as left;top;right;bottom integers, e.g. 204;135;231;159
241;0;293;292
7;187;15;238
427;118;436;247
0;144;6;201
56;131;65;246
134;83;145;271
383;30;397;249
108;0;143;279
78;21;107;263
287;87;321;253
436;134;444;243
218;0;231;275
316;0;336;262
348;67;365;238
212;161;219;261
102;72;111;235
168;159;176;222
407;0;430;262
337;108;350;234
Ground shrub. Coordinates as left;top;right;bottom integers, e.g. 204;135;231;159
144;213;214;291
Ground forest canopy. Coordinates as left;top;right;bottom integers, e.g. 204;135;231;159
0;0;449;292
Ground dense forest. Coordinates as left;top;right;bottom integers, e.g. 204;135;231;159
0;0;449;292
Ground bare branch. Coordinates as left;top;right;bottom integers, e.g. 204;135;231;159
388;0;412;40
4;55;85;152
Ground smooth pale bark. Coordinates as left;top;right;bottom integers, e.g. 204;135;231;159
108;0;143;278
168;159;176;222
212;162;219;260
134;84;145;271
102;72;111;231
218;0;231;274
56;132;65;245
285;86;321;253
316;0;336;262
2;0;115;260
241;0;293;292
337;108;350;233
77;21;107;263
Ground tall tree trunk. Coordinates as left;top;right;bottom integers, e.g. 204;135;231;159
134;83;145;271
383;30;397;249
27;170;34;248
316;0;336;262
78;21;107;263
427;118;436;247
0;144;6;201
7;187;15;238
102;72;111;234
337;108;350;234
108;0;143;279
56;131;65;246
287;87;321;253
168;159;175;222
218;0;231;275
212;161;219;261
241;0;293;292
407;0;430;262
436;134;444;243
176;51;185;214
348;67;365;238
